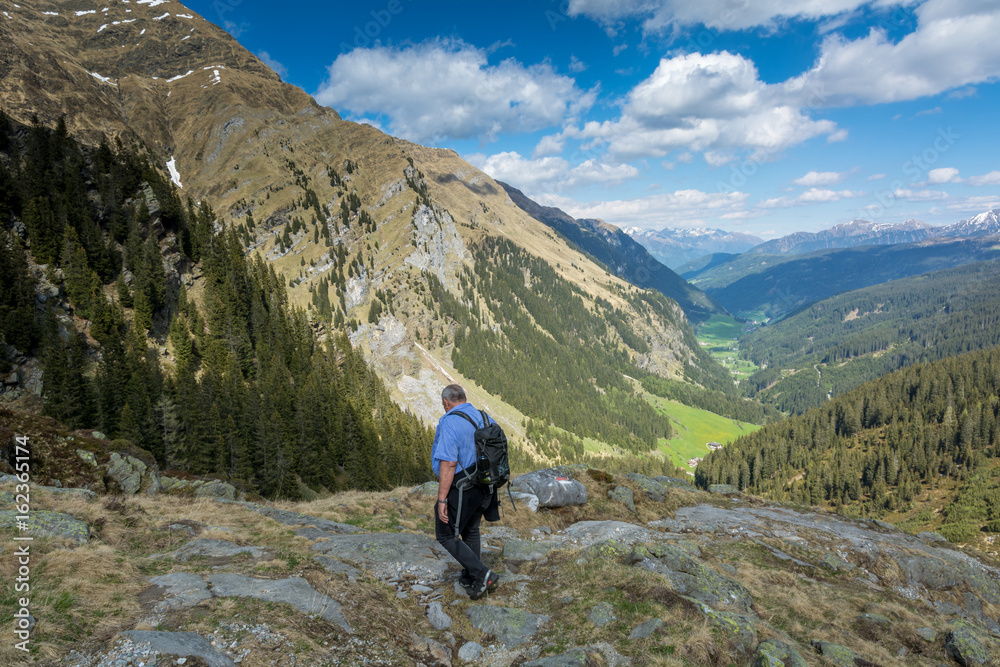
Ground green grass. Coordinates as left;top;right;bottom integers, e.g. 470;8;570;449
695;314;760;382
646;394;761;471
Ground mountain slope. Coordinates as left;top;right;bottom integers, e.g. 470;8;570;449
0;0;729;464
739;260;1000;413
746;219;936;255
499;181;725;323
687;235;1000;320
625;225;762;269
697;344;1000;543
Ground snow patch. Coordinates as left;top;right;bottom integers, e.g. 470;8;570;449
89;71;114;84
181;35;189;40
97;23;108;31
42;11;58;15
209;69;221;85
1;11;9;18
166;69;193;82
176;13;192;18
75;9;96;15
166;157;183;189
139;27;145;34
137;0;169;5
152;12;169;19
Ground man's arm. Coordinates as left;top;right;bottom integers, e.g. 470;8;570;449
437;460;457;523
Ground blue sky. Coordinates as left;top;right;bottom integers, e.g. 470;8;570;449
183;0;1000;238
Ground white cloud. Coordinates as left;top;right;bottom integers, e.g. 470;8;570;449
915;106;942;117
314;39;595;144
570;52;839;160
793;170;848;187
892;188;949;201
868;173;887;181
533;134;566;158
257;51;287;79
926;167;961;185
784;0;1000;107
566;0;913;32
536;188;750;227
930;195;1000;215
968;171;1000;186
759;188;865;208
468;151;638;194
569;55;587;73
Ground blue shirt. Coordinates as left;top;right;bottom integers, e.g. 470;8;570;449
431;402;494;478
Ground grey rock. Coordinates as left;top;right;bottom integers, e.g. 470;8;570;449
708;484;738;494
511;468;587;508
427;601;452;630
810;639;859;667
410;633;452;666
412;584;433;594
918;531;948;542
689;598;757;656
39;486;97;501
104;452;160;495
503;538;560;563
752;539;814;568
311;532;451;582
166;523;199;536
215;499;362;534
160;538;270;562
160;476;238;500
608;486;635;513
410;481;439;498
523;647;604;666
819;553;856;572
91;431;107;440
916;627;938;642
753;639;808;667
457;641;483;662
624;473;667;502
207;574;352;633
561;520;676;548
944;621;992;666
856;612;891;626
313;555;363;582
466;605;550;647
629;617;663;639
587;601;616;627
121;631;235;667
0;509;90;543
509;491;540;512
147;573;212;612
653;475;696;491
636;543;755;613
76;449;98;467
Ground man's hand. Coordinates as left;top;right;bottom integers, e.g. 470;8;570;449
437;499;449;523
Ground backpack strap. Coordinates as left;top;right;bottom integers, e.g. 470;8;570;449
478;410;491;429
446;410;479;428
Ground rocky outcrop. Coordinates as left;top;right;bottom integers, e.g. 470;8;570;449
511;468;587;508
102;451;161;495
466;605;550;647
120;631;235;667
310;532;451;582
160;476;240;500
636;543;755;613
208;574;353;633
0;509;90;543
153;538;271;562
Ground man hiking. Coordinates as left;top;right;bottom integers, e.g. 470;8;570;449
432;383;499;599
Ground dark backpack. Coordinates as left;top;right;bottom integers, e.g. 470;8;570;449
447;409;516;534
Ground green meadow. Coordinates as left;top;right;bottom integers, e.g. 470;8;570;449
696;314;759;382
648;394;761;472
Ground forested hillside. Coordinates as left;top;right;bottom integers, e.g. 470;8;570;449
740;260;1000;413
685;238;1000;320
696;345;1000;543
0;113;433;497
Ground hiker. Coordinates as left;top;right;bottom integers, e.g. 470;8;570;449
432;383;500;599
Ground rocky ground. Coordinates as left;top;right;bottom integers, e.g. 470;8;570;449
1;437;999;666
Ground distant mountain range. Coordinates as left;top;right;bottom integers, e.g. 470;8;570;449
500;183;725;323
623;226;763;269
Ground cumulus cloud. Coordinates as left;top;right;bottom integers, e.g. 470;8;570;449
926;167;961;185
536;188;750;228
468;151;638;194
566;0;913;33
759;188;865;208
783;0;1000;108
569;52;839;160
314;39;594;144
968;171;1000;186
793;170;849;187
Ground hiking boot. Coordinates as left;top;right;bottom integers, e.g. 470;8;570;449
458;572;476;590
469;569;497;600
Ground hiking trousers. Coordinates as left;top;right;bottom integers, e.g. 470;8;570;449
434;483;490;583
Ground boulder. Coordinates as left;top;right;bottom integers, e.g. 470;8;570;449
511;468;587;508
810;640;859;667
708;484;738;494
752;639;808;667
311;532;451;582
623;473;667;502
944;621;992;666
458;641;483;662
427;600;452;630
207;574;352;633
629;618;663;639
409;481;438;498
503;538;560;563
608;486;635;513
160;476;238;501
689;598;757;656
580;539;631;563
410;633;453;666
121;631;235;667
103;452;160;495
0;509;90;543
509;491;540;512
636;543;755;613
466;605;550;647
915;627;937;642
818;554;855;572
587;601;616;627
653;476;696;491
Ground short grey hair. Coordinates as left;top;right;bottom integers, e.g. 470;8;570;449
442;384;466;403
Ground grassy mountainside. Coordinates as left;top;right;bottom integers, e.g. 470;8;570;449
685;237;1000;321
740;260;1000;414
697;345;1000;544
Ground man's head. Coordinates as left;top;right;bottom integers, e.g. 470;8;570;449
441;384;466;412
